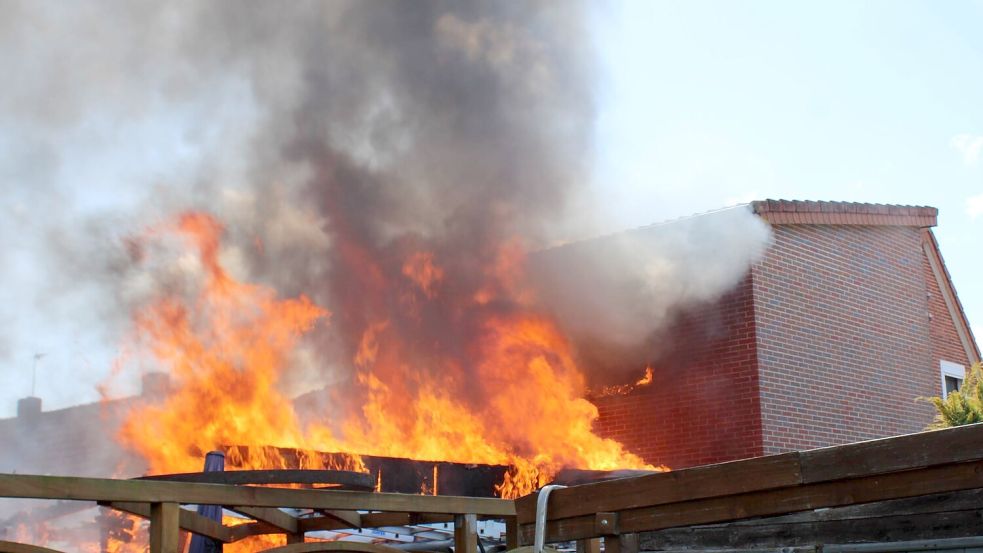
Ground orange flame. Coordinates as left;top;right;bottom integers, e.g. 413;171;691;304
117;213;330;474
113;211;659;517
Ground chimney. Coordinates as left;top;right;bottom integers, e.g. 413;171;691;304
17;396;42;423
141;372;171;399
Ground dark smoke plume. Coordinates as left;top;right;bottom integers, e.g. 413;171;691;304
0;1;769;421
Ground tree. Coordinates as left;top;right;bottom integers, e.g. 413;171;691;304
922;362;983;429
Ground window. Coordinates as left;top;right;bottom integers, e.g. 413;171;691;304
940;360;966;399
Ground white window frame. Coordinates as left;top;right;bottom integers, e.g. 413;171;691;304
940;360;967;399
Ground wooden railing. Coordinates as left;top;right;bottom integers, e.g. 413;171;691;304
515;423;983;551
0;474;515;553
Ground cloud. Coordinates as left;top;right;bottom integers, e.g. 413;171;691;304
968;193;983;219
951;134;983;165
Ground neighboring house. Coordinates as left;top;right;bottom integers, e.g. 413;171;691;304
591;200;980;469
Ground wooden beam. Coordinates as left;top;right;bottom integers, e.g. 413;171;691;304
149;502;180;553
317;509;362;528
454;514;478;553
230;506;299;534
0;473;514;516
0;541;66;553
520;458;983;544
102;501;233;543
797;424;983;482
227;521;285;542
515;453;803;523
517;424;983;525
505;516;519;550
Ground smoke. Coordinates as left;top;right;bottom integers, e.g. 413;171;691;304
530;206;772;385
0;0;771;424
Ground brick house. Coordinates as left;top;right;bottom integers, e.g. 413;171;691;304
591;200;981;469
0;200;978;478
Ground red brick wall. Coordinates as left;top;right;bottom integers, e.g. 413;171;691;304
592;274;763;469
753;224;938;454
923;230;975;380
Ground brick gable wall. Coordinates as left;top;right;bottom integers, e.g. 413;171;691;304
591;217;975;467
753;224;938;453
592;274;763;469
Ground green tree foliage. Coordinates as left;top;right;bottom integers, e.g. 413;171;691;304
922;362;983;429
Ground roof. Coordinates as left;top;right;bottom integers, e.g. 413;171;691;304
747;199;976;364
751;200;938;227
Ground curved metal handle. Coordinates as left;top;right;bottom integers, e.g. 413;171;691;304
534;484;566;553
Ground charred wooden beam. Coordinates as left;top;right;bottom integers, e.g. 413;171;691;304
138;469;374;491
224;446;508;497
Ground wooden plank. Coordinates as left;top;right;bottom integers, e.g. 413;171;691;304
518;425;983;525
516;453;803;523
0;473;514;516
800;423;983;483
231;506;299;534
638;488;983;549
520;459;983;543
0;541;66;553
103;501;233;543
638;509;983;550
454;514;478;553
149;502;180;553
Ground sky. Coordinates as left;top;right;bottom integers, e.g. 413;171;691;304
591;0;983;338
1;1;981;416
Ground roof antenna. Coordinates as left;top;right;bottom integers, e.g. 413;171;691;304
32;353;45;397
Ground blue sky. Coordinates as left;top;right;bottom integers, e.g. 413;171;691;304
1;1;981;416
592;0;983;339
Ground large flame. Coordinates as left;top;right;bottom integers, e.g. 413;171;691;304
117;213;330;474
111;210;655;549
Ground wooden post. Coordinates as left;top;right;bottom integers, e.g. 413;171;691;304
576;538;601;553
504;516;519;550
150;502;180;553
454;514;478;553
286;532;304;544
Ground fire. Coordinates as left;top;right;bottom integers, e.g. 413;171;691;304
110;210;659;547
117;213;329;474
589;366;656;399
